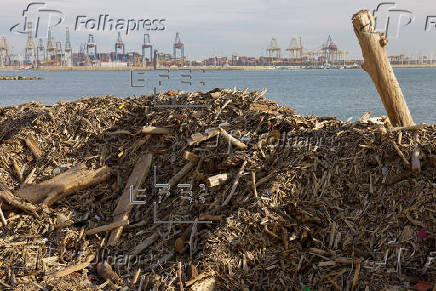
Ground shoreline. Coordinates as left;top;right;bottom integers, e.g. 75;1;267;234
1;64;436;71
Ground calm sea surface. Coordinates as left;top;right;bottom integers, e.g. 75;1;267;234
0;68;435;124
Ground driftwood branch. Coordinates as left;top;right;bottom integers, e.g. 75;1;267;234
50;254;95;278
0;185;38;215
219;128;247;150
108;153;153;246
222;161;247;206
85;219;129;236
16;164;111;205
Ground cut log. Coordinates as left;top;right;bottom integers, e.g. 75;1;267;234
108;153;153;246
0;184;38;214
352;10;414;127
141;126;172;135
25;137;43;160
16;164;111;205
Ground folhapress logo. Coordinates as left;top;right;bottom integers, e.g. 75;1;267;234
10;2;166;37
74;15;166;35
9;2;65;38
373;2;414;38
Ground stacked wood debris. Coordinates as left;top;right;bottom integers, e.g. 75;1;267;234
0;76;41;80
0;89;434;290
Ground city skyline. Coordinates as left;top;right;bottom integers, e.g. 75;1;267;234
1;0;436;60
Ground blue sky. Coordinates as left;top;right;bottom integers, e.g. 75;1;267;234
1;0;436;60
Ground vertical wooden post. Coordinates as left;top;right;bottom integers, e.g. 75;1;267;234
352;10;415;127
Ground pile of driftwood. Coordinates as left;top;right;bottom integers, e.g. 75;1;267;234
0;76;41;80
0;88;434;290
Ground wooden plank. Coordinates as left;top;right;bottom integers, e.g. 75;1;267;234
108;153;153;246
352;10;414;127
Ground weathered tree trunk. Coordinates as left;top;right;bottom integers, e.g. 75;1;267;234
352;10;414;127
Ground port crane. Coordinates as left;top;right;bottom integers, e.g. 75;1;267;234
87;34;98;63
36;38;45;65
56;41;63;65
173;32;184;60
0;36;10;66
323;35;338;65
64;27;72;66
47;29;56;62
114;32;125;61
286;37;303;59
142;33;152;66
267;38;281;64
24;22;37;66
